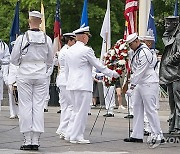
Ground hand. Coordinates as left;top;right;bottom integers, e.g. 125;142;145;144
126;89;133;97
112;70;119;78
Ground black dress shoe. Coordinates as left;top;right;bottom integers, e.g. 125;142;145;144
31;145;39;151
88;113;91;115
144;131;150;136
160;138;166;144
20;145;32;150
124;137;143;143
44;109;48;112
103;113;114;117
124;115;134;119
57;110;61;113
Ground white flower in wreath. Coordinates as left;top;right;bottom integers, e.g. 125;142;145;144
109;49;115;56
107;76;112;81
104;53;107;57
119;43;126;50
114;48;119;54
118;59;126;65
116;39;123;45
121;52;128;57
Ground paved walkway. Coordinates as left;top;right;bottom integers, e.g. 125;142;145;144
0;101;180;154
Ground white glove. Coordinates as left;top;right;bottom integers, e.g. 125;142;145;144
112;70;119;78
126;89;133;97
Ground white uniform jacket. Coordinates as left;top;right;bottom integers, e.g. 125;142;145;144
56;44;70;87
8;63;18;85
0;41;10;66
130;44;159;85
65;41;115;92
10;30;53;79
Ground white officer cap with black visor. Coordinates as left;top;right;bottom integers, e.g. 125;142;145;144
63;33;76;39
73;26;92;37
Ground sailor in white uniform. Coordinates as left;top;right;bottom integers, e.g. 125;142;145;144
56;32;76;139
65;26;119;144
7;63;19;119
0;40;10;111
142;35;160;135
124;33;164;144
10;11;53;151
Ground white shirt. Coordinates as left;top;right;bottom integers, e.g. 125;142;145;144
65;41;115;92
8;63;19;85
56;44;70;86
11;30;53;79
0;41;10;66
130;44;159;85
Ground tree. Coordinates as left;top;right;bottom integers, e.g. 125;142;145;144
0;0;125;57
0;0;177;55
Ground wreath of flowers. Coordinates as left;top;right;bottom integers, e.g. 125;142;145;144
103;39;129;87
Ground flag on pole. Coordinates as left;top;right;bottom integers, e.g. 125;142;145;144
40;0;46;33
147;2;157;49
9;0;20;53
124;0;138;35
80;0;88;28
174;0;178;16
53;0;62;54
100;0;111;61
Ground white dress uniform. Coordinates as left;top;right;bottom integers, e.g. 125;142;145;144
7;63;19;118
144;48;159;133
56;44;73;137
0;40;10;111
44;62;55;111
65;28;119;142
130;43;162;140
10;29;53;145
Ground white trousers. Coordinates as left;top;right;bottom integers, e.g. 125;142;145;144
56;86;73;135
69;90;91;141
8;85;19;117
44;77;50;109
0;76;3;111
103;85;115;114
17;77;47;133
131;83;162;139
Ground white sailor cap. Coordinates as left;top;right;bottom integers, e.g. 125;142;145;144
29;11;43;19
143;35;155;41
138;36;144;41
63;33;76;38
73;26;91;36
126;33;138;44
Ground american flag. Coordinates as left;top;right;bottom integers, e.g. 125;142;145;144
53;0;62;53
124;0;138;36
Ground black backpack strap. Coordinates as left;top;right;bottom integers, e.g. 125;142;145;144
154;60;159;70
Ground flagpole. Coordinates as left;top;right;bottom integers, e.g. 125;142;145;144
105;32;108;53
139;0;151;36
100;0;110;61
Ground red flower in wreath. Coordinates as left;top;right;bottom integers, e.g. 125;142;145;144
103;39;129;87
